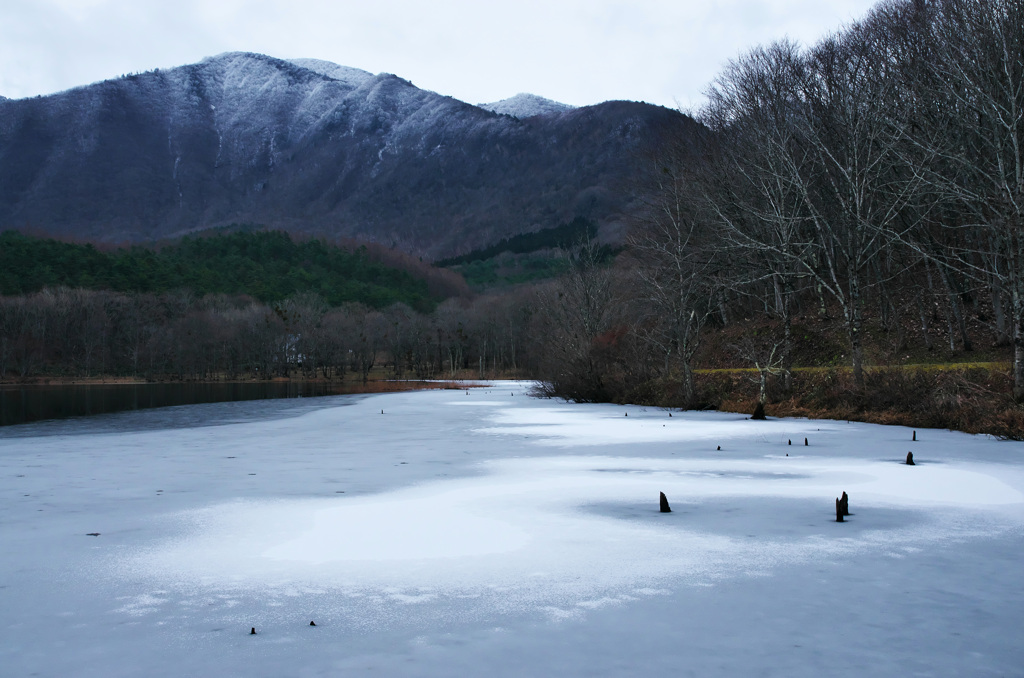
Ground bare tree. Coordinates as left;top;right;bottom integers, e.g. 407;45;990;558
732;333;789;414
701;24;923;390
533;240;619;401
628;141;717;405
434;298;469;377
701;41;817;390
898;0;1024;398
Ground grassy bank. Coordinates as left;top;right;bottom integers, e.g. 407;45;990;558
696;365;1024;440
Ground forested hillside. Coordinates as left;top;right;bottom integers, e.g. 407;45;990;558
0;52;695;257
0;230;445;310
437;217;611;289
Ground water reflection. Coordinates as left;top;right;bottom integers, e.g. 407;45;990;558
0;382;361;431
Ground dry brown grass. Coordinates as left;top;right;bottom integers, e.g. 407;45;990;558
697;366;1024;440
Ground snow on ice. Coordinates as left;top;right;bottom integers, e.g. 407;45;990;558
1;381;1022;676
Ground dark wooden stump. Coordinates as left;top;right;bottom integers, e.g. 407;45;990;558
804;437;808;446
840;491;850;516
912;430;916;441
250;627;257;635
752;401;767;420
309;621;316;626
835;498;844;522
906;451;915;465
659;492;672;513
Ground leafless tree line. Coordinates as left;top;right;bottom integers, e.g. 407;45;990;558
743;0;1019;398
0;287;544;382
619;0;1023;401
537;0;1023;405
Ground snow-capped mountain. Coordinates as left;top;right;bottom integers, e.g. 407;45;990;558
286;58;375;88
479;93;574;118
0;53;696;257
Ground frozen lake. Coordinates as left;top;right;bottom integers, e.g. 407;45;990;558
1;382;1022;676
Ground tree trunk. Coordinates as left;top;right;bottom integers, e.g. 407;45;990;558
782;283;793;392
850;320;864;390
681;361;695;407
1013;275;1024;402
938;265;972;352
913;292;929;350
847;273;864;390
993;284;1009;345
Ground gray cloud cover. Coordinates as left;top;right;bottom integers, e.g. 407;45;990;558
0;0;878;107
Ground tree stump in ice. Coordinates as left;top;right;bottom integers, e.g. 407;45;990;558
309;621;316;626
752;401;767;420
906;451;915;465
250;627;257;635
835;498;844;522
840;491;850;516
660;492;672;513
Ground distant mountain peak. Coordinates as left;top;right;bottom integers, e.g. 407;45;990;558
202;51;282;66
0;52;696;258
479;93;574;118
287;58;375;87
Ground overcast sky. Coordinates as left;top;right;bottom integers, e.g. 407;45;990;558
0;0;879;109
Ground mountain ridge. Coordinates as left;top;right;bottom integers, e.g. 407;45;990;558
0;52;697;258
479;93;574;118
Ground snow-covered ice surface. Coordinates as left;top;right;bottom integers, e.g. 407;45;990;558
1;382;1022;676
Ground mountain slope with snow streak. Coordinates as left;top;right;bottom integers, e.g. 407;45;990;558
0;53;696;258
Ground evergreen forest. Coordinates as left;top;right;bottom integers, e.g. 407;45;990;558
0;230;436;311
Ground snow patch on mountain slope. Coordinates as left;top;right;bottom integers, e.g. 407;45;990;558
177;52;375;157
288;58;375;88
480;93;574;118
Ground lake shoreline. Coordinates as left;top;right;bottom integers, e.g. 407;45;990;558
0;376;477;387
0;378;481;427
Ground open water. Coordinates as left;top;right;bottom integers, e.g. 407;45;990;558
0;381;358;430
